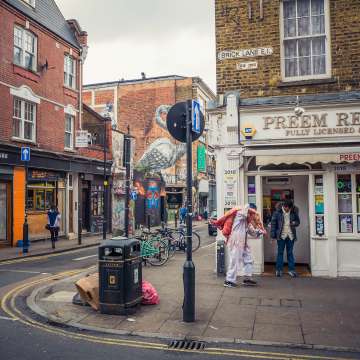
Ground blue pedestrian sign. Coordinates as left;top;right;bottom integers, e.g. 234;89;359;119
130;191;138;201
21;147;30;161
192;100;201;134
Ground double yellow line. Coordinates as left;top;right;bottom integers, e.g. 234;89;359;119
0;270;353;360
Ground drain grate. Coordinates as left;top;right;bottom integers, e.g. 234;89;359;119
168;340;206;351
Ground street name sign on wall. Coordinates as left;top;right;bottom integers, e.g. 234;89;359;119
218;47;273;61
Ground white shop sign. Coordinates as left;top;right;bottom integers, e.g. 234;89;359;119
218;47;273;61
236;61;258;71
224;169;238;207
75;130;89;148
240;106;360;143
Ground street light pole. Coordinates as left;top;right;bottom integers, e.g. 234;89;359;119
124;126;131;238
183;99;195;322
103;117;109;240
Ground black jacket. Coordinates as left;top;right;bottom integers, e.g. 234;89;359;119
270;207;300;241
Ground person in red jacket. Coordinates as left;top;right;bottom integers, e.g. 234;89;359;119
211;205;266;287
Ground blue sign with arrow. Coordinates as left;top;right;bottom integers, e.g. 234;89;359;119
21;147;30;162
192;100;201;134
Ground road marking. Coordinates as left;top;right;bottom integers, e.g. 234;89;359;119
73;255;97;261
0;269;45;274
0;315;18;321
0;271;353;360
0;246;98;266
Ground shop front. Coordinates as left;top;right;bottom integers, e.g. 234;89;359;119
215;96;360;277
0;166;12;246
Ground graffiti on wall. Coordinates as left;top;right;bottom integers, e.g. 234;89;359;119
146;181;160;209
136;105;186;173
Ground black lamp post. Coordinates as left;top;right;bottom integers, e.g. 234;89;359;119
103;116;111;240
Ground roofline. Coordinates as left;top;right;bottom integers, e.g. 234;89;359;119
83;103;107;122
192;77;216;100
84;75;187;89
3;0;81;49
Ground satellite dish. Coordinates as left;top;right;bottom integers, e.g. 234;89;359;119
166;101;205;143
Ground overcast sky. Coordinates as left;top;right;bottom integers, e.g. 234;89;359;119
57;0;216;92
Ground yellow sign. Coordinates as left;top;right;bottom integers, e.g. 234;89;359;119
241;124;256;140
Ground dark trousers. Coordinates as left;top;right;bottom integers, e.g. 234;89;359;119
50;227;58;247
276;237;295;272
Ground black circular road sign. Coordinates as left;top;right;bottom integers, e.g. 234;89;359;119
166;101;205;143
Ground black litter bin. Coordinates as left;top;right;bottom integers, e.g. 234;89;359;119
99;237;142;315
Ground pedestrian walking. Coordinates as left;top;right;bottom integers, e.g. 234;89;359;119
179;206;187;224
47;204;61;249
270;199;300;277
211;205;266;287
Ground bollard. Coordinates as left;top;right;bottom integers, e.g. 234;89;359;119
23;216;29;255
78;217;82;245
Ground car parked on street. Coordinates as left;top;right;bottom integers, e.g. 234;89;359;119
208;210;217;236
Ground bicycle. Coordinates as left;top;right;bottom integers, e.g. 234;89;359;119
156;224;201;258
135;226;170;266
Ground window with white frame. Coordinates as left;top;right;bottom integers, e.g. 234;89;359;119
281;0;330;80
13;98;36;141
64;114;74;149
22;0;36;7
13;26;37;71
336;174;360;234
64;55;76;89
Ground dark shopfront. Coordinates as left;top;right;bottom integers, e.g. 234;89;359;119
0;143;112;246
80;174;111;234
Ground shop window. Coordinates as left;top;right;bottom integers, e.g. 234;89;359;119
26;182;55;211
280;0;330;81
314;175;325;236
336;174;360;234
91;190;104;216
247;176;256;206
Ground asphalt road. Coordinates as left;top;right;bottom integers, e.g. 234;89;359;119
0;224;358;360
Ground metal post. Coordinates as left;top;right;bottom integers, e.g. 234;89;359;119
23;161;29;255
78;217;82;245
103;118;108;240
147;214;151;232
183;99;195;322
175;212;178;229
124;127;131;238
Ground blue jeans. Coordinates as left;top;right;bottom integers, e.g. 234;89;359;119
276;237;295;272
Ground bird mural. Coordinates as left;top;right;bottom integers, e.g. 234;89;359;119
136;105;186;172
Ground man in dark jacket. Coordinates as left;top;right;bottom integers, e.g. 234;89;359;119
271;199;300;278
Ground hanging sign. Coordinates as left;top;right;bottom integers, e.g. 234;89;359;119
236;61;258;71
75;130;89;148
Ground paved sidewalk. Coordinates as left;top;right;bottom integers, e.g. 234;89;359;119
0;234;102;262
28;242;360;351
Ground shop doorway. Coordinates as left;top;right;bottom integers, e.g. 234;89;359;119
262;175;311;275
81;187;90;232
0;182;11;246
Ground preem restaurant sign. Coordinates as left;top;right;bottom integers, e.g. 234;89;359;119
240;107;360;142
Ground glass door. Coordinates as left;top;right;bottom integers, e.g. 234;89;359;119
0;183;7;242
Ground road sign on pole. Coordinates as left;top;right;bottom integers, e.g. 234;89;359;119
192;100;201;134
21;147;30;162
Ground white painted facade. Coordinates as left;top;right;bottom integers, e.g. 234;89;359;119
210;94;360;278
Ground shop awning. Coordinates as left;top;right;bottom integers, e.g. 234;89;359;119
244;146;360;166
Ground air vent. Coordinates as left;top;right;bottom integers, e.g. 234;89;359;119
168;340;206;351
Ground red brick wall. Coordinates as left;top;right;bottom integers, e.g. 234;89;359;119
0;3;83;155
94;90;115;105
82;91;92;105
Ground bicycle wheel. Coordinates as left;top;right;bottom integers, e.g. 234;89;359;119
164;235;177;258
145;238;169;266
191;231;201;252
175;230;201;252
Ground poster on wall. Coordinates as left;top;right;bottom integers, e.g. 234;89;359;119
224;169;237;207
315;216;325;236
339;214;353;233
315;195;324;214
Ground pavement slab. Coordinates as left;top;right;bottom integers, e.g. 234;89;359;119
255;306;300;326
253;323;304;344
203;325;252;340
210;304;256;328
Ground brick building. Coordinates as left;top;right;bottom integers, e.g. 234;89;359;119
83;75;216;226
210;0;360;277
0;0;112;247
